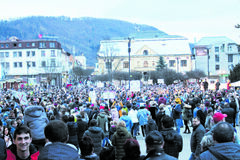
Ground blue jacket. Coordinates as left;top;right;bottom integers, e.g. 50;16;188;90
137;108;150;126
119;115;133;132
38;142;79;160
193;107;200;118
199;142;240;160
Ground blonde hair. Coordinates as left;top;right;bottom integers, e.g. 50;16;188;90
117;121;126;128
200;135;214;152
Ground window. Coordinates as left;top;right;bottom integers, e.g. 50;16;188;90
41;50;46;57
13;43;17;47
14;62;17;68
18;51;22;57
39;42;46;48
19;62;22;68
1;62;4;68
26;43;30;47
32;62;36;67
6;62;9;68
123;61;129;68
228;54;233;62
216;65;220;70
215;47;219;52
228;45;232;52
50;42;55;48
27;51;30;57
5;44;9;48
181;60;187;67
32;51;35;56
215;55;219;62
144;61;148;67
18;43;22;47
0;52;4;58
1;44;4;48
51;50;55;57
13;52;17;57
143;50;148;55
27;61;31;68
50;59;56;67
41;61;46;67
221;44;225;52
5;52;9;57
32;43;35;47
169;60;175;67
105;61;112;69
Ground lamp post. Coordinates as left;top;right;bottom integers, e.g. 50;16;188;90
128;37;131;90
207;48;210;77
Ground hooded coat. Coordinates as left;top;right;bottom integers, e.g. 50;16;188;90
83;126;105;156
111;108;119;122
160;128;183;158
97;112;108;133
24;105;49;140
119;115;133;132
112;126;132;160
146;119;158;136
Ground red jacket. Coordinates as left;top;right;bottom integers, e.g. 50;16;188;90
6;144;39;160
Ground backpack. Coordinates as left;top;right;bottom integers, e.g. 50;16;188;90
100;137;115;160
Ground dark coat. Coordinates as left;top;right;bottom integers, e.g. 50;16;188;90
160;128;183;158
222;107;235;124
67;121;79;148
38;142;79;160
146;119;158;136
199;142;240;160
77;119;88;143
197;109;207;127
83;126;105;156
0;138;6;160
144;148;177;160
112;126;132;160
190;124;205;157
156;112;166;131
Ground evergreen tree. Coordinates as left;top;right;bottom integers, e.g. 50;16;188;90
229;63;240;83
156;56;166;71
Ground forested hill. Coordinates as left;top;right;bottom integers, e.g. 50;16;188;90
0;16;167;66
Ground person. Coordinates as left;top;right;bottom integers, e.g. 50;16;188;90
199;122;240;160
160;115;183;158
6;126;40;160
137;104;150;137
200;134;214;153
215;80;220;91
24;105;49;150
38;120;79;160
189;116;205;160
156;105;166;132
79;136;99;160
3;126;13;148
203;79;209;92
112;121;132;160
227;80;231;91
182;104;192;134
144;130;177;160
145;115;158;136
119;110;133;133
222;102;235;125
172;98;182;134
0;137;6;160
76;114;88;145
110;105;119;122
205;109;214;132
122;139;143;160
128;106;139;139
197;104;207;127
67;115;79;148
83;119;105;156
97;109;109;135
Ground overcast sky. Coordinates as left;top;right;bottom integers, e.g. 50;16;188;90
1;0;240;43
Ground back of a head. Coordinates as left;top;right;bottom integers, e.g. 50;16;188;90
124;139;140;158
89;119;97;127
145;130;164;146
213;122;234;143
68;115;75;122
122;110;127;116
44;120;68;143
14;125;32;140
161;115;174;128
79;136;94;156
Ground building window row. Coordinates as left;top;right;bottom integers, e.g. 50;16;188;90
169;60;188;67
0;42;35;49
1;62;10;68
14;62;23;68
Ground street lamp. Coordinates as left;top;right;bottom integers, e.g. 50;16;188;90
128;37;131;90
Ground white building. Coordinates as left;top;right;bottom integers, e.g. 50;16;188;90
0;37;71;86
194;36;239;81
75;54;87;69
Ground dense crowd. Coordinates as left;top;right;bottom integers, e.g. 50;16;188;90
0;80;240;160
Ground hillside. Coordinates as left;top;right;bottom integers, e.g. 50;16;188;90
0;16;167;66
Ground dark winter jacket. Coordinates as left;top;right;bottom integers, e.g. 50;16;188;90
190;124;205;157
77;119;88;143
24;105;49;140
222;107;235;124
83;126;105;156
112;126;132;160
156;112;166;131
67;121;79;148
160;128;183;158
97;113;108;133
199;142;240;160
146;119;158;136
38;142;79;160
172;104;181;119
182;107;192;121
197;109;207;127
0;138;6;160
144;148;177;160
80;153;99;160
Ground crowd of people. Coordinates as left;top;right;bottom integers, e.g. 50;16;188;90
0;80;240;160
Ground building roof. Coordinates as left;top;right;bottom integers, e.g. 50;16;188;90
196;36;236;46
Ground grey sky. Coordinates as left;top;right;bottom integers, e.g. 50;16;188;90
1;0;240;42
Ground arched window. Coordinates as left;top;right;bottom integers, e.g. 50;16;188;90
143;50;148;55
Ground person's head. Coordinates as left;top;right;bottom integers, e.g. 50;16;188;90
200;135;214;152
122;110;127;116
61;115;69;123
79;136;94;156
123;139;141;159
68;115;75;122
213;112;227;124
161;115;174;128
89;119;97;127
11;120;18;128
117;121;126;128
44;120;69;143
200;104;205;110
192;117;200;127
3;126;9;136
13;126;32;152
207;108;213;116
145;130;164;153
213;122;234;143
